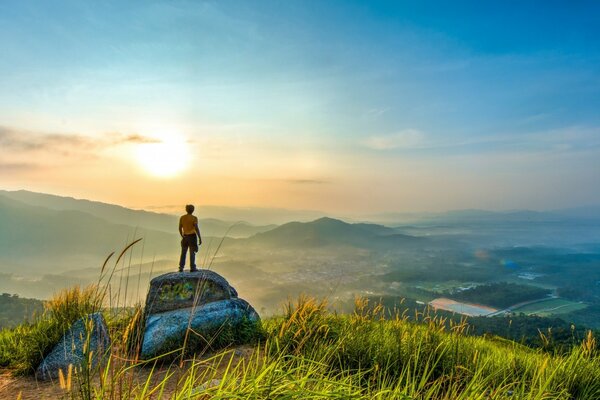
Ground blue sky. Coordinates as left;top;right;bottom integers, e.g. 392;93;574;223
0;1;598;213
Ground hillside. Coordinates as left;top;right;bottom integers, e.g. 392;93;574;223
0;194;179;274
0;294;43;329
1;291;600;399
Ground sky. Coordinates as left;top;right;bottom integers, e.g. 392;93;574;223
0;1;599;214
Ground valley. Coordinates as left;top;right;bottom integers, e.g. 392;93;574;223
1;190;600;332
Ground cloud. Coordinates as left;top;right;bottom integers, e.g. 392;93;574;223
0;127;92;152
363;129;426;150
286;179;329;185
365;107;390;117
0;162;39;172
0;126;159;155
116;134;161;144
361;126;600;155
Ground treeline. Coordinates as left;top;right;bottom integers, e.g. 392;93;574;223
448;282;551;309
0;293;44;329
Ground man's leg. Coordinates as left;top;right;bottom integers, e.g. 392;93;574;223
179;241;188;272
189;248;197;272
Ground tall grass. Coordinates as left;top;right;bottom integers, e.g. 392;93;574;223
53;295;596;399
6;294;595;399
2;234;600;398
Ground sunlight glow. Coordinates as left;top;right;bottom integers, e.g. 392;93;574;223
134;133;190;178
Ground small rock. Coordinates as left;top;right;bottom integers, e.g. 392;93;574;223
197;378;221;391
36;312;110;381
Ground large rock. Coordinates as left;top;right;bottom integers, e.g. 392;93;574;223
141;270;260;360
36;312;110;381
145;270;238;315
141;298;259;359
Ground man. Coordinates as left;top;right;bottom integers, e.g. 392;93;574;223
179;204;202;272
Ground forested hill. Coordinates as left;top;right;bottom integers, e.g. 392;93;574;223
0;293;43;329
246;217;420;248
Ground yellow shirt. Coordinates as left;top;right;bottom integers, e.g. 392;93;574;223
179;214;198;235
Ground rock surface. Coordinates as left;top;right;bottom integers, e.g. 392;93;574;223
141;298;259;359
36;312;110;381
145;270;238;315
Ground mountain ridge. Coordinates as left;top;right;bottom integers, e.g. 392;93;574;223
0;190;276;238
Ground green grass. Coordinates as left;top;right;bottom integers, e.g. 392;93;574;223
513;298;588;316
0;285;103;375
2;293;600;399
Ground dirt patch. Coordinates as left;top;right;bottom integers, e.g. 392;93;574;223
0;370;63;400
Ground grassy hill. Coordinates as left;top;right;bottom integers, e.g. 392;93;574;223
1;288;600;399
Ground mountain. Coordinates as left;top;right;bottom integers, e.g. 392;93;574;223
194;205;327;225
552;206;600;221
0;190;276;238
246;217;420;248
198;218;277;238
0;194;179;274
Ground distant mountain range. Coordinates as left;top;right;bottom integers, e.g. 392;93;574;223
0;190;277;238
0;190;276;276
0;190;420;276
2;189;599;276
0;194;176;274
368;207;600;226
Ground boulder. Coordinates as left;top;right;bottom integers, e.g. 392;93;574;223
36;312;110;381
145;270;238;315
141;269;260;359
141;298;259;359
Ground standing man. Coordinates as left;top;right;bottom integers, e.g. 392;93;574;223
179;204;202;272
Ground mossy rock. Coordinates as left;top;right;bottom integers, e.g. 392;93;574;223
145;270;238;315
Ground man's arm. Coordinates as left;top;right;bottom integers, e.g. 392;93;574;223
178;218;184;237
194;223;202;245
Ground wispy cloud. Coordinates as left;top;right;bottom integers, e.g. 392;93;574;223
116;134;161;144
0;126;159;156
286;179;330;185
0;127;92;153
362;129;426;150
361;126;600;155
0;162;39;172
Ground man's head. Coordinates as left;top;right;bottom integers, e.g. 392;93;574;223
185;204;195;214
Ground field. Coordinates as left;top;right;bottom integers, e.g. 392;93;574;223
512;298;588;317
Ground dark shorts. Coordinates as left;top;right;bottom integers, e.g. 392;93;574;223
181;234;198;253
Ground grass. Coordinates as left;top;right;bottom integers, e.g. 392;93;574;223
2;239;600;399
0;285;103;375
5;293;600;399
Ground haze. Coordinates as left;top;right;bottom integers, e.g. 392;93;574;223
0;1;599;214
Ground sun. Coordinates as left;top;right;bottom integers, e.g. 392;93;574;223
134;133;190;178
